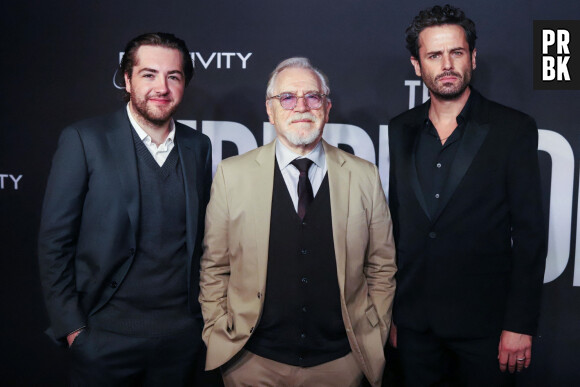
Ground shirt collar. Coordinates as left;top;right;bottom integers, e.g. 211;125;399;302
275;139;326;170
423;86;476;134
126;103;175;145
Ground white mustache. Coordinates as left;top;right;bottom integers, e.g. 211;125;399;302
287;113;317;124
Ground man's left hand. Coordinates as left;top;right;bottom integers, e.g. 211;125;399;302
498;330;532;373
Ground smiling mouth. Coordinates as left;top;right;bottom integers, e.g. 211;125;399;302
149;98;171;104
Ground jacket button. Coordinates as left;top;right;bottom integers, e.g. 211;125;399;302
129;248;135;256
429;232;437;239
257;292;262;299
110;281;118;288
250;327;254;333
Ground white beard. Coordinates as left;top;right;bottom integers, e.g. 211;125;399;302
284;113;322;146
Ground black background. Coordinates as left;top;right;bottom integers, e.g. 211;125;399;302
2;1;579;385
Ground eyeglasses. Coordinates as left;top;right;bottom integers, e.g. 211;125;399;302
268;92;327;110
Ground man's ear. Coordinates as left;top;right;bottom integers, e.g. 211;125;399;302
411;56;422;77
124;73;131;93
266;100;275;125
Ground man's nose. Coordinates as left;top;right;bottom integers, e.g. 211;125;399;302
294;95;309;112
154;77;169;94
442;54;454;70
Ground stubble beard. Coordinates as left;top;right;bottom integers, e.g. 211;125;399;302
131;92;178;128
425;69;472;101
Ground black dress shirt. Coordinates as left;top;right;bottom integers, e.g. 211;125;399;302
415;92;475;218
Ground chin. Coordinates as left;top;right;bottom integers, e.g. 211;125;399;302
288;130;321;147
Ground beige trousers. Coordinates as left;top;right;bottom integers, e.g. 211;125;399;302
222;350;364;387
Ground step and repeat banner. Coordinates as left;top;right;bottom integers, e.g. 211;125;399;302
2;0;579;385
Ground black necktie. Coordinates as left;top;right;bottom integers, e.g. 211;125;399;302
291;158;314;220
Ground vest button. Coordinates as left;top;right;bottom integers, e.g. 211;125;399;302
429;231;437;239
301;277;308;284
300;249;308;255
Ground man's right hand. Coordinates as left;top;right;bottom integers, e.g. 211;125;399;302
389;322;398;348
67;329;84;347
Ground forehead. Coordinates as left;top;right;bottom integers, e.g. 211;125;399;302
274;67;321;93
133;45;183;69
418;24;468;52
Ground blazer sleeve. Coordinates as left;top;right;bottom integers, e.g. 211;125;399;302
503;117;547;335
199;162;231;345
364;165;398;344
38;127;89;342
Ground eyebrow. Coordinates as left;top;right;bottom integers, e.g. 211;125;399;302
138;68;184;76
279;90;321;94
425;47;466;57
427;46;466;54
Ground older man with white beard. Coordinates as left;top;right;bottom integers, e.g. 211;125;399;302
199;57;397;387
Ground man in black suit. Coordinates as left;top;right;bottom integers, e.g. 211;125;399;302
38;32;212;386
387;5;547;386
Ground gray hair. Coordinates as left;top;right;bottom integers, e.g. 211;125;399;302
265;57;330;100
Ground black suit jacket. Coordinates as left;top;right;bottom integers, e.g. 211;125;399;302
38;109;212;343
388;90;546;338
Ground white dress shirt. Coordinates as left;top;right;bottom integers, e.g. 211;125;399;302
126;104;176;167
275;139;327;212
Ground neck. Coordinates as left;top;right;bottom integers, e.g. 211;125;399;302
281;138;322;156
428;87;471;125
128;103;171;145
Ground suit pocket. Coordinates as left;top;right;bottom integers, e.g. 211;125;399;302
365;305;380;327
227;312;234;332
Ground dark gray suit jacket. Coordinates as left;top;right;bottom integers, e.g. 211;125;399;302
38;109;212;343
388;90;546;338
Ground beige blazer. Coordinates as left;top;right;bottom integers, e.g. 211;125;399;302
200;140;396;387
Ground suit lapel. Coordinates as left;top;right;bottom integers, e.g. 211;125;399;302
324;141;348;294
106;110;139;247
176;126;200;261
252;141;276;292
403;122;432;221
432;97;490;222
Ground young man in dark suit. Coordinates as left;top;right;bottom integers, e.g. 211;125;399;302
388;5;547;385
38;32;212;386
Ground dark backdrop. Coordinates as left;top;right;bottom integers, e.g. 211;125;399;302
2;1;579;385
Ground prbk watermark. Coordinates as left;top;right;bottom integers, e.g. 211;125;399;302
534;20;579;90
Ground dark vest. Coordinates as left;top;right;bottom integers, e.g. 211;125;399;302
245;161;350;366
91;130;196;336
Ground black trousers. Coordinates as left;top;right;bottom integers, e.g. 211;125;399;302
397;327;514;387
69;325;205;387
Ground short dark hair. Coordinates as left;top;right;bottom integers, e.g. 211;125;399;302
119;32;194;101
405;4;477;60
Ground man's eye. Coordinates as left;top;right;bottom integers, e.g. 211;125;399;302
306;93;322;103
280;94;295;102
